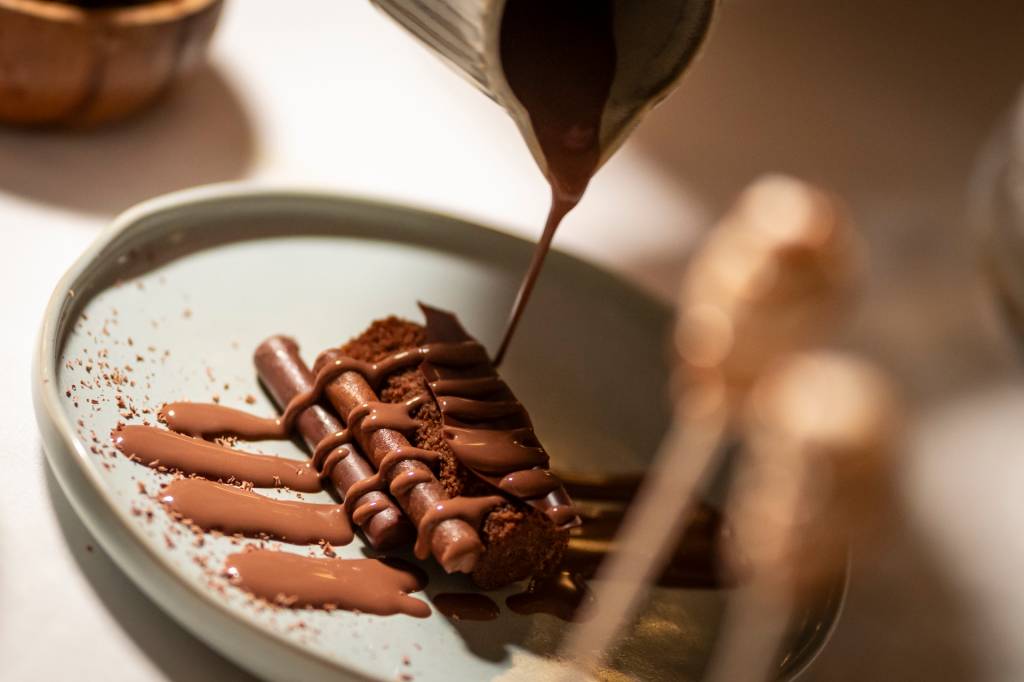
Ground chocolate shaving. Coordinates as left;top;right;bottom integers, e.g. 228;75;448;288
254;336;413;550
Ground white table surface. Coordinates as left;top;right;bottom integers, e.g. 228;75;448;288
3;1;1024;680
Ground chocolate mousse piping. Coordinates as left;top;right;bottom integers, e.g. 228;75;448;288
225;549;430;617
342;446;441;517
506;571;594;622
310;396;427;477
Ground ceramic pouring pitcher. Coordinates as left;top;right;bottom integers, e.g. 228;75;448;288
371;0;715;178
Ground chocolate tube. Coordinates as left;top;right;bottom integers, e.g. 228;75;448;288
254;337;413;550
314;351;485;574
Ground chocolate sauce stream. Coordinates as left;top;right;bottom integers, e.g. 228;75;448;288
493;0;617;365
225;550;431;617
113;425;321;492
253;336;412;550
161;478;353;545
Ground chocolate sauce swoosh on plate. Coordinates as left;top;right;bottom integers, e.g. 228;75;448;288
225;549;431;617
160;478;353;545
112;425;321;492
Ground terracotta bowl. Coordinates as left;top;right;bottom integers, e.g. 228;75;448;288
0;0;223;127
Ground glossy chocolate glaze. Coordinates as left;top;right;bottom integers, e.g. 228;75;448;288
160;478;353;545
567;502;736;589
493;0;617;364
225;549;430;617
432;593;501;621
420;304;579;528
313;348;488;575
413;495;506;560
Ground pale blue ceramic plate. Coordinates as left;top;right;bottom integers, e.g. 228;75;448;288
34;185;843;681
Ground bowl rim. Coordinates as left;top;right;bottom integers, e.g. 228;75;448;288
0;0;220;25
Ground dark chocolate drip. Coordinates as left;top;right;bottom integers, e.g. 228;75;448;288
224;550;430;617
566;502;737;589
506;571;594;622
493;0;618;365
419;304;579;528
433;593;501;621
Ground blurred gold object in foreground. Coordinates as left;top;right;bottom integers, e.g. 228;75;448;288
564;174;866;677
733;350;901;591
676;174;861;392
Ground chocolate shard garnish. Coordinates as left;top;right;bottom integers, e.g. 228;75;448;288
418;303;580;529
311;351;487;576
253;336;413;550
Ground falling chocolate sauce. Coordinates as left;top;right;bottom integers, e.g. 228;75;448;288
493;0;617;364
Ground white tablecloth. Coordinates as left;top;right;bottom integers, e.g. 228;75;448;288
3;1;1024;679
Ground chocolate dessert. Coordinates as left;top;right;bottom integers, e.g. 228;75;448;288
310;304;576;589
112;303;583;610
